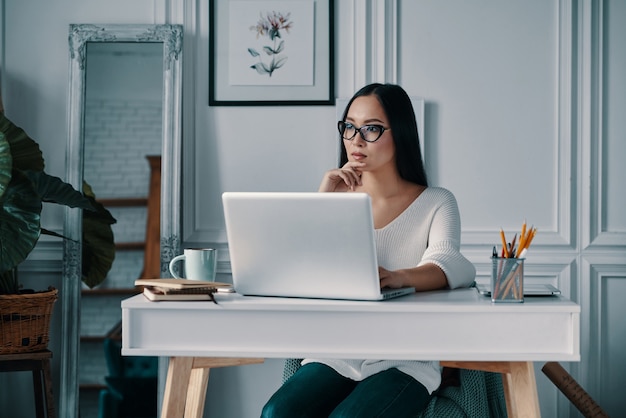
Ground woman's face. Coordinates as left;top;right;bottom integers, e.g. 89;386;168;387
343;95;395;173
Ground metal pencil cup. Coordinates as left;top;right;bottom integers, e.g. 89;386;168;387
491;257;524;303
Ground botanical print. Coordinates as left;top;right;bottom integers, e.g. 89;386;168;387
248;11;293;77
228;1;314;86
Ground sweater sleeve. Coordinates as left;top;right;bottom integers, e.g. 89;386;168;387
417;189;476;289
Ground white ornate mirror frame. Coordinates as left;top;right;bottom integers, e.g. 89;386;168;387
63;24;182;418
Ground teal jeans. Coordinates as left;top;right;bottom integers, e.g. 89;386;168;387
261;363;431;418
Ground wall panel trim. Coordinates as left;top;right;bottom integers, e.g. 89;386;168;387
581;0;625;249
580;254;626;407
453;0;576;250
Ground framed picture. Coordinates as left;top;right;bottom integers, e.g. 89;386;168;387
209;0;334;106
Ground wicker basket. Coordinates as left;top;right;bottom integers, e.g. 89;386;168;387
0;287;58;354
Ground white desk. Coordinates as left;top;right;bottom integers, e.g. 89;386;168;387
122;288;580;417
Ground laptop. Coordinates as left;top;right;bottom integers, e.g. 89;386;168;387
475;283;561;297
222;192;415;301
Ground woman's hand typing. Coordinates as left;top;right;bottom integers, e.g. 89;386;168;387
379;264;448;291
378;266;406;289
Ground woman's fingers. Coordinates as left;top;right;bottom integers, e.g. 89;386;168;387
337;169;360;190
339;162;364;189
319;162;365;192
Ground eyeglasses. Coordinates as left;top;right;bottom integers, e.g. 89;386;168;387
337;121;390;143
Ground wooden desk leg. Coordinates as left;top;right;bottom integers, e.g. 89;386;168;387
441;360;541;418
161;357;194;418
502;361;541;418
161;357;265;418
184;366;211;418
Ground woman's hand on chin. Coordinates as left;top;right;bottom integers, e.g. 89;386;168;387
318;162;365;192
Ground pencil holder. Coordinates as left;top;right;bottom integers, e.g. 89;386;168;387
491;257;524;303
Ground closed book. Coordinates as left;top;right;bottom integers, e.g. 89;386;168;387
142;286;224;302
135;278;232;291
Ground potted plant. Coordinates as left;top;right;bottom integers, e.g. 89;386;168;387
0;110;116;353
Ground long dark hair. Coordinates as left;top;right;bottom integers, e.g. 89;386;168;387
339;83;428;187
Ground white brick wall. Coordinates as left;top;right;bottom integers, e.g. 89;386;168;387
84;99;162;198
110;206;147;242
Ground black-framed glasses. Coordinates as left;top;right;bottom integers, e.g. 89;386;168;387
337;121;390;143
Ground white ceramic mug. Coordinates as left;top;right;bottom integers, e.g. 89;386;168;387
168;248;218;281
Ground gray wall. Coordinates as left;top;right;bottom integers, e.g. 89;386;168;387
1;1;624;417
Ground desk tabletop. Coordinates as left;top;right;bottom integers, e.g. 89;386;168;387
122;288;580;361
122;287;579;312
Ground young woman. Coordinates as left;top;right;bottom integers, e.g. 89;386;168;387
261;83;476;418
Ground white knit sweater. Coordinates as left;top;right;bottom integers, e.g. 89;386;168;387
303;187;476;394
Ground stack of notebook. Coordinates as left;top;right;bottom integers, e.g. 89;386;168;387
135;278;234;302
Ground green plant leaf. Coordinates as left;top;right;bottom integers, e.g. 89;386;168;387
0;133;12;199
0;269;19;294
82;209;116;288
0;113;117;292
81;182;116;288
0;112;44;172
24;170;95;211
0;170;42;273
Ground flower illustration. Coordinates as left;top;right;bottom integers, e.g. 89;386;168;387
248;11;293;77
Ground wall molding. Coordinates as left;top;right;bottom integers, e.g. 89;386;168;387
580;0;598;250
182;0;198;245
423;0;576;251
556;0;576;249
580;254;626;406
352;0;369;90
352;0;398;84
16;241;63;272
371;0;397;83
580;0;625;249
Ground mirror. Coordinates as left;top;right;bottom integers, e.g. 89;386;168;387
64;24;182;418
